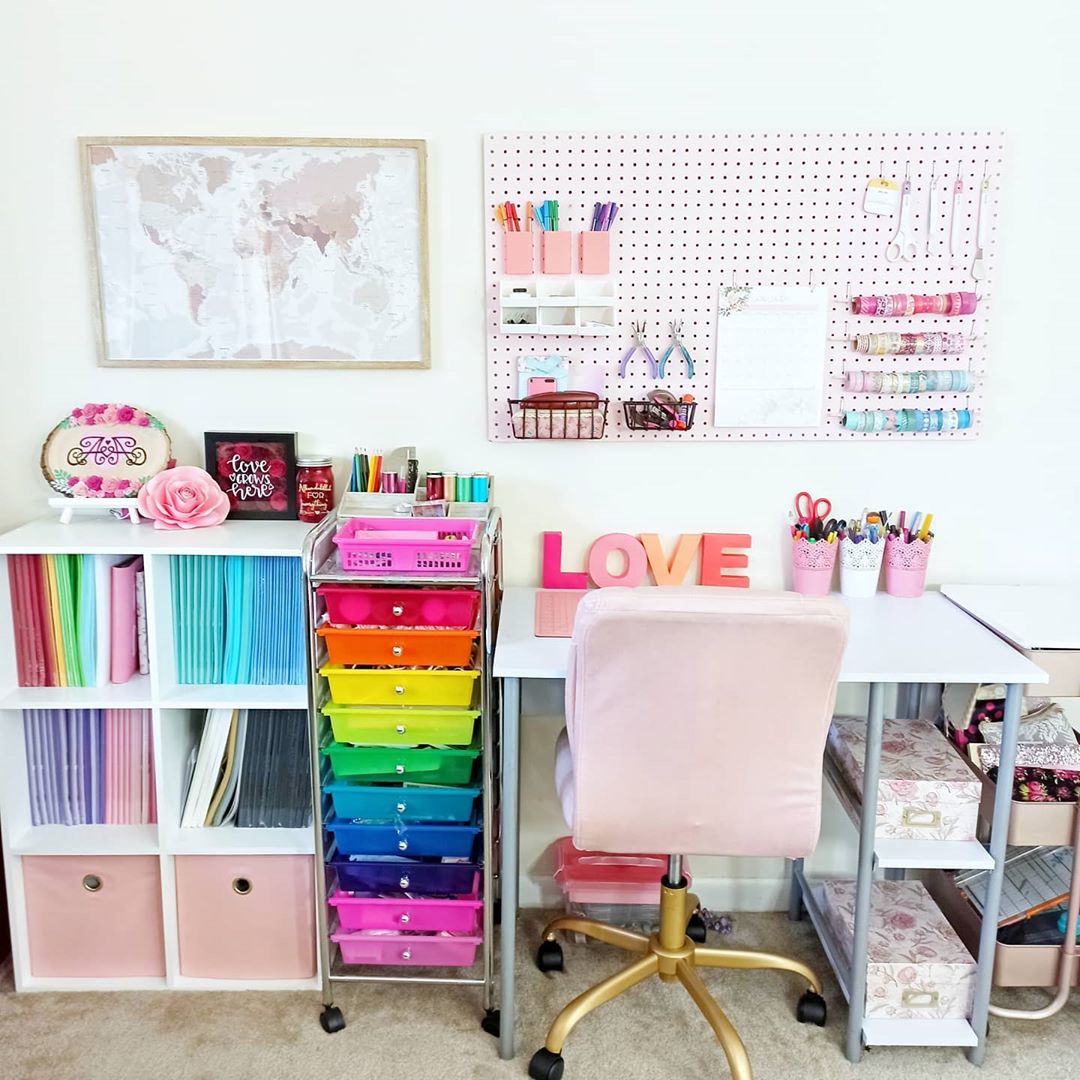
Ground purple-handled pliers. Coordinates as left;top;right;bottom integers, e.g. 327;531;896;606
618;321;659;379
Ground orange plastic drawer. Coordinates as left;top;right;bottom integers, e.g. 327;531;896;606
317;626;478;668
23;855;165;978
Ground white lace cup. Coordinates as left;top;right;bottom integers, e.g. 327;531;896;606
839;537;885;571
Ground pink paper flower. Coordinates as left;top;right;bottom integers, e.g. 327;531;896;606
85;475;103;492
100;405;119;424
117;405;134;423
136;466;230;531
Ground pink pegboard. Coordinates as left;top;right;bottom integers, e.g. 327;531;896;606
484;131;1003;442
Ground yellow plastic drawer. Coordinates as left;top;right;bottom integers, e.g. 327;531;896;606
320;665;480;708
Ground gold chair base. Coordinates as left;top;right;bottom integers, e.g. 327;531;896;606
535;881;822;1080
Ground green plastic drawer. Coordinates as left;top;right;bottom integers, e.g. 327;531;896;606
321;741;479;785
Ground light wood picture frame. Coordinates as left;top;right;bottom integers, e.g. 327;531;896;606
80;136;430;369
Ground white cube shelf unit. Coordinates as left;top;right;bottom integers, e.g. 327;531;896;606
0;516;318;992
499;278;616;335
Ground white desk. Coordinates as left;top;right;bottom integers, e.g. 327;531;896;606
493;587;1047;1065
941;584;1080;651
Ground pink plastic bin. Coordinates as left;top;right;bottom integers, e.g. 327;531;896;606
317;585;480;629
553;837;690;905
23;855;165;978
333;517;481;574
332;929;482;967
175;855;316;979
328;888;482;933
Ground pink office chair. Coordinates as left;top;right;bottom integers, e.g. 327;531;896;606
528;588;849;1080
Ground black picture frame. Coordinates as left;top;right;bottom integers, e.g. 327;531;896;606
203;431;298;520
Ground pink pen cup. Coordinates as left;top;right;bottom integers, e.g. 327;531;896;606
884;535;933;597
791;536;838;596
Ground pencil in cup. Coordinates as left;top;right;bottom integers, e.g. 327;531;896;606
791;535;838;596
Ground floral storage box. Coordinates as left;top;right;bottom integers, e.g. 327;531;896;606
828;717;981;841
820;879;976;1020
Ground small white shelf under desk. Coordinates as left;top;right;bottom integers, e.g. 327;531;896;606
0;515;319;993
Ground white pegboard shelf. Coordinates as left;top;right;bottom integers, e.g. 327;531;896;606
485;131;1002;441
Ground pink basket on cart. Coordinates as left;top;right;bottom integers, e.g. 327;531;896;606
332;517;480;573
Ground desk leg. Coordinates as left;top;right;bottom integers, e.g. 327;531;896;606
845;681;885;1063
499;676;521;1061
967;681;1022;1066
788;858;804;921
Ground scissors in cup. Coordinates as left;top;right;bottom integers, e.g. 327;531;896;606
794;490;832;527
886;171;918;263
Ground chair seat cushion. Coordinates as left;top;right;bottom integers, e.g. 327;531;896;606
554;727;575;828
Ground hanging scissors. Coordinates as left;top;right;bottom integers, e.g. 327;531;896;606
658;320;695;379
618;321;659;379
886;166;918;263
794;490;832;526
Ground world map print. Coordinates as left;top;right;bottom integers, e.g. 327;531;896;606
86;142;426;365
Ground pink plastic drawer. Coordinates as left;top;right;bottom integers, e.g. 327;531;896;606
328;887;482;933
23;855;165;977
317;585;480;629
553;837;691;905
175;855;316;979
332;929;481;967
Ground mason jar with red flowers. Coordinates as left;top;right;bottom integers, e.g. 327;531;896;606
296;456;334;523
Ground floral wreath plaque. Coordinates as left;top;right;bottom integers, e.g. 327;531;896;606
41;403;172;498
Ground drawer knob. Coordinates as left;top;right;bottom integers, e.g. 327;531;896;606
396;802;407;814
394;685;405;695
398;840;409;851
82;874;103;893
392;646;404;657
399;913;411;924
399;876;411;889
401;949;412;960
395;724;407;735
392;604;405;617
395;764;405;774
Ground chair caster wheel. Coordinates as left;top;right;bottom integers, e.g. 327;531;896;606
528;1048;565;1080
481;1008;500;1037
796;990;827;1027
319;1005;346;1033
536;939;564;973
686;913;708;944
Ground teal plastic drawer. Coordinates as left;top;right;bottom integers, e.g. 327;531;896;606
324;783;480;824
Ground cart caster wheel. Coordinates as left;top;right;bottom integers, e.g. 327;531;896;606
320;1005;346;1033
528;1048;565;1080
796;990;827;1027
481;1008;500;1038
686;913;708;944
536;939;564;973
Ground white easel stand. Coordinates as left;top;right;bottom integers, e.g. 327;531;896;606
48;496;142;525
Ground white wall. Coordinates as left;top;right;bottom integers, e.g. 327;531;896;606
2;0;1078;908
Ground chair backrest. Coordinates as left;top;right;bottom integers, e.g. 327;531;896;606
565;588;848;858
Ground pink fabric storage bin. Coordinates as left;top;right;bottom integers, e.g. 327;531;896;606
332;929;481;967
553;837;691;905
175;855;315;979
328;887;482;933
23;855;165;978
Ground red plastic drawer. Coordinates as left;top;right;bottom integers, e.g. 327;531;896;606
317;586;480;629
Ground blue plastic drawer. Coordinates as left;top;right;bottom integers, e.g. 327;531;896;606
324;783;480;824
330;856;481;896
325;813;480;859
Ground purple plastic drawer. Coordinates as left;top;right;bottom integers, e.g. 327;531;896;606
330;858;481;896
317;586;480;629
332;929;482;967
328;888;482;933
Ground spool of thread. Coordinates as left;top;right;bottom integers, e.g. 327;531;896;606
842;409;973;433
455;474;473;502
379;472;394;493
472;473;490;502
443;472;457;501
851;292;978;317
425;472;445;500
854;332;966;356
843;370;974;393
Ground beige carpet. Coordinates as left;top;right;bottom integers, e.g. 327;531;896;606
2;911;1079;1080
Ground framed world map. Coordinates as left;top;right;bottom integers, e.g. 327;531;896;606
81;137;429;368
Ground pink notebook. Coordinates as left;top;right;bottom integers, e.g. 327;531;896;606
110;558;142;684
534;589;589;638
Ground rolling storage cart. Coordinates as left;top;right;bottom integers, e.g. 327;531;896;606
303;504;502;1035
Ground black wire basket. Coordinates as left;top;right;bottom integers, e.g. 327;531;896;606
622;400;697;432
508;398;609;440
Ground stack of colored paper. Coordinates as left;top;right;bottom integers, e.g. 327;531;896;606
179;708;310;828
23;708;156;825
7;554;147;686
171;555;304;685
